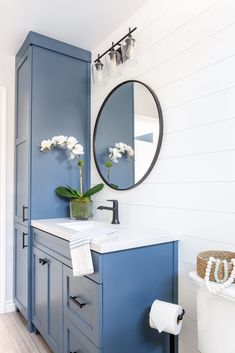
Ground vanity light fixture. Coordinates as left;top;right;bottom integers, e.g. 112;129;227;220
92;55;104;84
92;27;137;84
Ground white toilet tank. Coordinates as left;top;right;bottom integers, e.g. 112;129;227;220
189;272;235;353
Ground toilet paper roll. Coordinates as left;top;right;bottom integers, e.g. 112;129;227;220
149;300;183;335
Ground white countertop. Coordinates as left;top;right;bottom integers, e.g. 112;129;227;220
31;218;180;253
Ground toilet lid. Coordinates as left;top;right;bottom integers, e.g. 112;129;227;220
189;271;235;302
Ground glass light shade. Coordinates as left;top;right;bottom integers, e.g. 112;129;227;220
106;49;121;77
121;36;137;67
92;60;105;84
125;36;135;59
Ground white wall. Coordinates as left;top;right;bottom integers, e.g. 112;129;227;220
0;54;15;310
91;0;235;352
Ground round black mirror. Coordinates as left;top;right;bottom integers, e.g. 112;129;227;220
93;80;163;190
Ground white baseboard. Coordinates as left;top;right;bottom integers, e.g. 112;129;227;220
4;299;16;313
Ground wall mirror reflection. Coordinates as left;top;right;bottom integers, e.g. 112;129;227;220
93;80;163;190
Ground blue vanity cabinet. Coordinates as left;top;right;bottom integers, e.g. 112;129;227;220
14;31;91;324
32;227;178;353
32;247;63;353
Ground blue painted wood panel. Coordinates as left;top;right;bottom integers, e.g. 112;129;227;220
95;82;134;189
102;242;176;353
31;45;90;219
14;223;28;319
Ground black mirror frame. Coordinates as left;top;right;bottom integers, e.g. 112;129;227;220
93;80;164;191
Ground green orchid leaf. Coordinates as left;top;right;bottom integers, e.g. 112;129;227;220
83;183;104;198
55;186;80;199
65;185;81;198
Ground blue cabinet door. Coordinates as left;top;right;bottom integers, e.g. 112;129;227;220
15;48;31;226
14;223;28;318
32;247;63;353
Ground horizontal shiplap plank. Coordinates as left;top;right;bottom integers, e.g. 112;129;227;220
164;86;235;133
180;236;235;264
143;55;235;110
161;117;235;158
92;181;235;213
135;0;233;57
147;149;235;183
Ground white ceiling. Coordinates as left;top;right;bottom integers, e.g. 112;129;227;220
0;0;149;56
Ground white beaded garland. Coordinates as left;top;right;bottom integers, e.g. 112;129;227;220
204;257;235;294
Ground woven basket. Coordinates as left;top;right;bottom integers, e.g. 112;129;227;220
197;250;235;283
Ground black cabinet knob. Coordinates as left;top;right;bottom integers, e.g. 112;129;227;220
39;258;48;266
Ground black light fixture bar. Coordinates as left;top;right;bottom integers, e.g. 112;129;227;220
94;27;137;63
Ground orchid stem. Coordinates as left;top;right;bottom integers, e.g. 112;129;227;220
79;164;83;195
107;166;110;183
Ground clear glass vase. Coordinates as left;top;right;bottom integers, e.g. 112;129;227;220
69;200;93;220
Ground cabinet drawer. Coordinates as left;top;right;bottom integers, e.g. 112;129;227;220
64;317;102;353
63;265;102;348
33;227;102;283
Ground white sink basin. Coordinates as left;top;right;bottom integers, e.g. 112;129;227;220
56;221;119;237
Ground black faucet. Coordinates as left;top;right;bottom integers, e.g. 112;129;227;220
97;200;120;224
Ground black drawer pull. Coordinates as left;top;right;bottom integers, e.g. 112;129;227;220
22;205;28;222
22;232;28;249
70;351;79;353
39;258;48;266
70;296;86;308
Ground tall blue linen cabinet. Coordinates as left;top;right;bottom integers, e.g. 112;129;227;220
14;31;178;353
14;32;91;327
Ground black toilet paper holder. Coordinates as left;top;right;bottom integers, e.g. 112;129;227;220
149;306;185;353
177;308;185;324
170;308;185;353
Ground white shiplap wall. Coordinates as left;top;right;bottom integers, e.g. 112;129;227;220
91;0;235;352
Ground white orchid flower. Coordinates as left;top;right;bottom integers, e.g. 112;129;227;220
67;136;78;150
40;139;52;151
56;135;68;147
72;143;84;155
125;145;134;158
109;147;122;162
51;136;58;146
115;142;125;153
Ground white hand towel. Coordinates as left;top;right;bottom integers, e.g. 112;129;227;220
70;234;94;277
